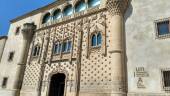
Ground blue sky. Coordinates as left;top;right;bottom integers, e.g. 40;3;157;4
0;0;54;36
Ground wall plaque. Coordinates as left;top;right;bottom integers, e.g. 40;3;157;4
134;67;149;77
134;67;149;89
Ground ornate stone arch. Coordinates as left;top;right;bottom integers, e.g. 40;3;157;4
89;25;102;47
31;37;43;59
74;0;87;12
34;37;43;46
46;69;69;96
72;0;79;6
51;8;62;20
40;12;51;24
48;69;69;81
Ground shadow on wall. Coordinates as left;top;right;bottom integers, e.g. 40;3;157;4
123;0;133;92
124;0;133;22
123;0;133;62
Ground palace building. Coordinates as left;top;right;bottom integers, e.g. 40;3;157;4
1;0;170;96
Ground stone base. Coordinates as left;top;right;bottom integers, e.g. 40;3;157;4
79;92;126;96
0;89;17;96
20;90;38;96
128;92;170;96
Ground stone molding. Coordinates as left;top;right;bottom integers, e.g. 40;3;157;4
106;0;129;16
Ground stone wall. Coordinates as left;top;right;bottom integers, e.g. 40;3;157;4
0;10;42;96
20;0;129;95
0;36;7;62
125;0;170;95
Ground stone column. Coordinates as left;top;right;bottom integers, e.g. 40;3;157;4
106;0;129;96
14;23;36;96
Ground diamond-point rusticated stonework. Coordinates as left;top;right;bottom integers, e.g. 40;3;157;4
106;0;129;16
2;0;170;96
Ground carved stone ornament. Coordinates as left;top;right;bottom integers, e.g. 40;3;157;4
106;0;129;16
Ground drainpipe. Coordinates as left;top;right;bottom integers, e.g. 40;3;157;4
14;23;36;96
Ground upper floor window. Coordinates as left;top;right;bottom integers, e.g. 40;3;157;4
62;40;72;53
63;5;73;16
97;33;102;45
8;52;14;61
67;41;72;52
53;42;61;54
53;9;62;20
88;0;100;8
157;21;170;35
92;34;97;46
15;27;20;35
53;40;72;54
62;42;67;52
2;77;8;88
32;45;40;57
91;32;102;47
75;1;86;12
42;12;51;24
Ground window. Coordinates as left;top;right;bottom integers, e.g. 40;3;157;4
53;40;72;54
67;41;72;52
62;42;67;52
58;43;62;53
61;40;72;53
75;1;86;12
32;45;40;57
15;27;20;35
42;13;51;24
8;52;14;61
2;77;8;88
53;43;60;54
97;33;102;45
53;9;62;20
63;5;73;16
163;71;170;88
92;34;97;46
157;20;170;35
88;0;100;8
91;32;102;47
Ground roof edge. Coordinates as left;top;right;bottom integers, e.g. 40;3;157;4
10;0;64;23
0;36;8;40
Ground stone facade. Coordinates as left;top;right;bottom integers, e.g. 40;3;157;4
1;0;170;96
0;36;7;62
125;0;170;95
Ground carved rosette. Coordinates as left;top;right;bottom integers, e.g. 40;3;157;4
106;0;129;16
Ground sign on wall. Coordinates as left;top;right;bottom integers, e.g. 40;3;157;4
134;67;149;89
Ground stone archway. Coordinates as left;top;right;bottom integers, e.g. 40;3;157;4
48;73;66;96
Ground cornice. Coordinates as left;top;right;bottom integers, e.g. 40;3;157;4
0;36;8;40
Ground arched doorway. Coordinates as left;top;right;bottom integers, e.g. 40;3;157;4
48;73;66;96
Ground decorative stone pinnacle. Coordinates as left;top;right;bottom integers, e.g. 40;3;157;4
22;23;36;40
106;0;129;16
